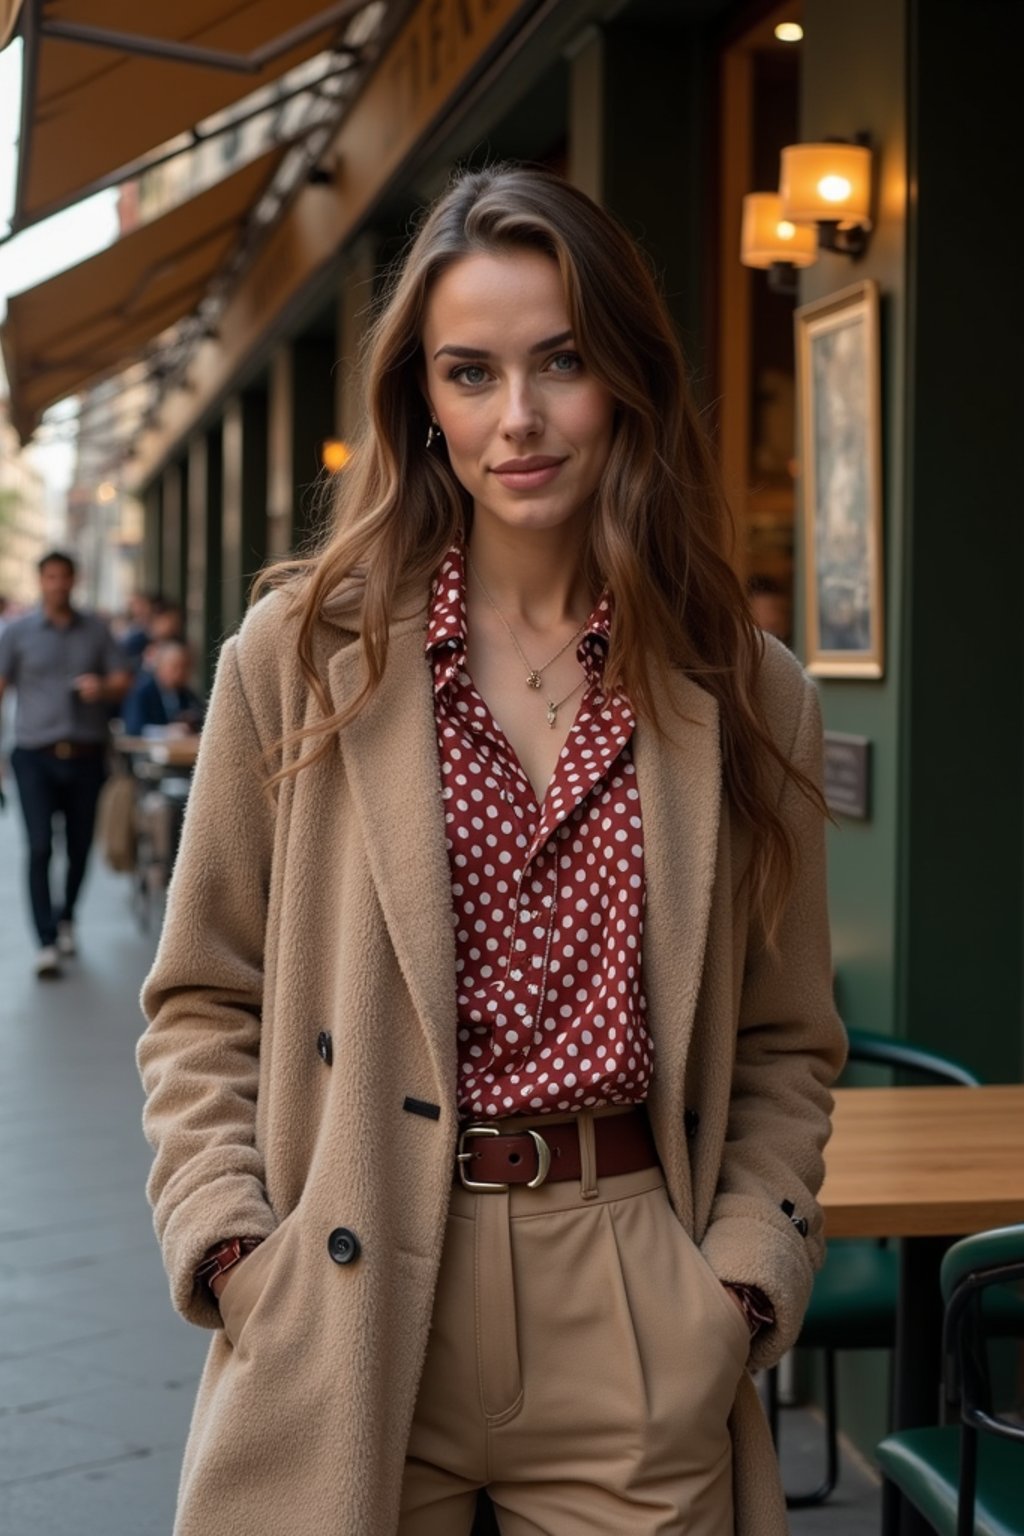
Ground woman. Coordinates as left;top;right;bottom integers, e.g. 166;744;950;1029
138;165;845;1536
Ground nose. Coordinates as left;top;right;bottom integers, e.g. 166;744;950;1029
498;374;543;440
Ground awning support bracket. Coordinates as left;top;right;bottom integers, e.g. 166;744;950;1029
38;1;368;75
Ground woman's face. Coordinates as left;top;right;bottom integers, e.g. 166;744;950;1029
421;248;616;539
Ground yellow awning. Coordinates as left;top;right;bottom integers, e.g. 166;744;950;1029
11;1;367;230
1;0;23;50
2;147;285;440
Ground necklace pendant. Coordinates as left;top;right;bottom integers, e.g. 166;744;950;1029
546;701;557;728
526;670;542;690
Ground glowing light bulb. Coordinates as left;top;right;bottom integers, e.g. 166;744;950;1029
777;221;798;240
775;23;804;43
818;175;853;204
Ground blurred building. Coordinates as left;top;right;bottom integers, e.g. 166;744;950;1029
0;393;49;605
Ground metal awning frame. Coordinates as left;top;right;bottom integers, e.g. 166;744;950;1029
0;51;355;247
35;2;366;74
44;89;343;451
9;0;374;234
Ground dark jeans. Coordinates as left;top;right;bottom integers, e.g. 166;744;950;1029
10;746;107;947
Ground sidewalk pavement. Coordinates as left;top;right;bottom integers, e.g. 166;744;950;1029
0;793;205;1535
0;789;881;1535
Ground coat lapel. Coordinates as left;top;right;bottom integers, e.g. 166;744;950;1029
634;668;721;1213
327;614;458;1109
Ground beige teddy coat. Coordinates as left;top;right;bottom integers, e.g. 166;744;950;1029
138;582;846;1536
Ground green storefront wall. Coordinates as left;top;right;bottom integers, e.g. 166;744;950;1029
797;0;1023;1464
800;0;1022;1085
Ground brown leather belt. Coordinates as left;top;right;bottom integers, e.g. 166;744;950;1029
39;741;106;760
456;1108;658;1191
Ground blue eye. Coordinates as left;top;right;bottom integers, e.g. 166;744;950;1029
451;364;488;386
548;351;582;374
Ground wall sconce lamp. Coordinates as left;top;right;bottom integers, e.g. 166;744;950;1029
740;193;818;295
740;136;874;289
779;138;873;257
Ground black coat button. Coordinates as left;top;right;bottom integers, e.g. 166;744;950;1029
327;1227;361;1265
317;1031;333;1065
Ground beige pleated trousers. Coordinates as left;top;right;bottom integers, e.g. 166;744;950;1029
400;1107;752;1535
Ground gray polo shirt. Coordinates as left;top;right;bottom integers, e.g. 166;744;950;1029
0;606;127;749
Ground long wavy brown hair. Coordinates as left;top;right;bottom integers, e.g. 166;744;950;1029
255;163;824;940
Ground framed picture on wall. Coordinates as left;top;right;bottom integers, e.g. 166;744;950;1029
795;280;884;678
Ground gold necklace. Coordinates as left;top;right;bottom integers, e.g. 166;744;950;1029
468;554;588;726
543;676;586;729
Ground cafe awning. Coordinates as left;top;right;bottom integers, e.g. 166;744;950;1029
7;0;371;233
1;145;286;441
1;0;22;50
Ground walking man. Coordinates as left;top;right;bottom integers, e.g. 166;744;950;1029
0;551;131;977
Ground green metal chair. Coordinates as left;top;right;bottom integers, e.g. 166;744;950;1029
876;1222;1024;1536
766;1026;980;1507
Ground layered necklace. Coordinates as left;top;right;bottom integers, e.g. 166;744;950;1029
468;554;588;728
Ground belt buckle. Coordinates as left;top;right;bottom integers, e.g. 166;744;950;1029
456;1123;552;1192
55;742;72;759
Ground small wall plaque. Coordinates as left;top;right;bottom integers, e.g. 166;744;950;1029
823;732;871;820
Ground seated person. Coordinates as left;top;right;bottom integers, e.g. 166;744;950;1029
122;640;205;737
138;602;186;674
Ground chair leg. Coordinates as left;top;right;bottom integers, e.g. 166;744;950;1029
956;1426;977;1536
785;1349;840;1508
766;1363;780;1447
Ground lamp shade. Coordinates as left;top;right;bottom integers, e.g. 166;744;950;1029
740;193;818;269
779;142;872;228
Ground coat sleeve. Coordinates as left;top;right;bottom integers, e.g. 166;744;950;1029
137;636;279;1329
699;674;847;1370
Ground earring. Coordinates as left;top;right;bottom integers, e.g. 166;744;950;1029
426;416;442;449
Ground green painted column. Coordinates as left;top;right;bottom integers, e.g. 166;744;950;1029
267;332;337;558
899;0;1023;1083
336;236;376;443
142;480;162;594
187;428;223;692
567;14;713;374
160;460;187;606
222;385;268;632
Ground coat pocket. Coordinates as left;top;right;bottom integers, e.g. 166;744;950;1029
218;1214;294;1348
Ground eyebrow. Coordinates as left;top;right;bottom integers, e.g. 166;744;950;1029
432;329;575;361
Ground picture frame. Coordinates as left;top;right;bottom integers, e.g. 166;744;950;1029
795;279;884;678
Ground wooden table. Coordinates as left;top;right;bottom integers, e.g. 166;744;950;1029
819;1084;1024;1535
115;734;200;769
822;1083;1024;1237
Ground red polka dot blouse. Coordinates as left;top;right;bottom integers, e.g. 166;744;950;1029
427;543;653;1120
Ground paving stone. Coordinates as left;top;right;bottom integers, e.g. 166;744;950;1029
19;1377;198;1455
0;1405;145;1485
46;1322;209;1391
0;1352;115;1415
0;1444;178;1536
0;1302;119;1362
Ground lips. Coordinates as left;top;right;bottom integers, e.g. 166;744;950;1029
490;455;566;473
488;455;568;492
